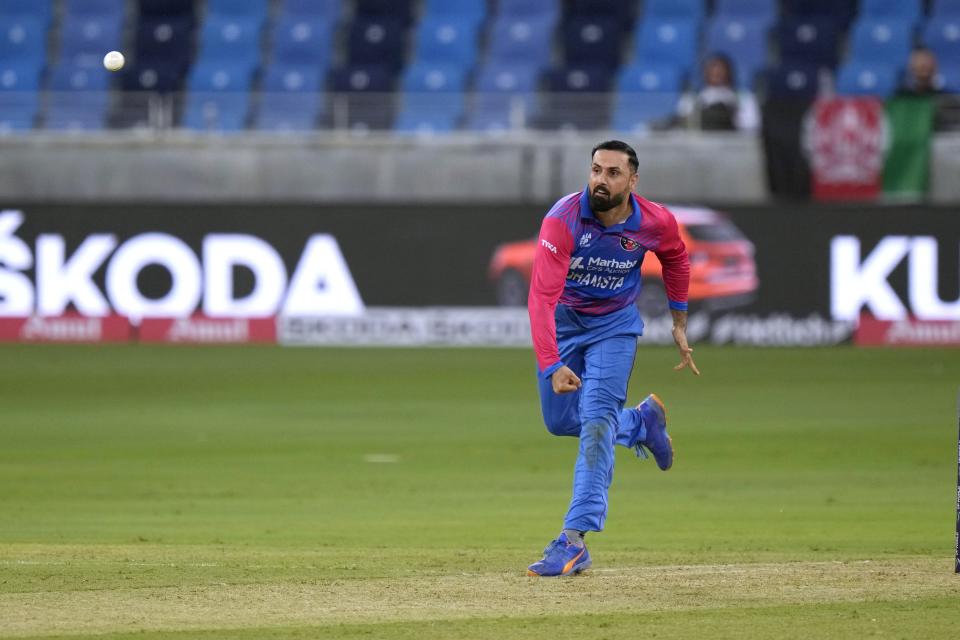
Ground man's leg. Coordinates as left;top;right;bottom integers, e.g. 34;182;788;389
537;347;585;437
562;335;637;532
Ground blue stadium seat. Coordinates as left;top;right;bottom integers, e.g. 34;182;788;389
713;0;777;27
64;0;126;19
139;0;193;18
938;63;960;92
205;0;269;20
355;0;413;24
45;64;112;130
271;17;336;68
0;0;53;24
280;0;343;20
398;62;468;131
932;0;960;19
0;62;42;131
777;18;840;68
402;62;467;93
328;64;395;130
568;0;636;26
705;18;769;89
563;18;623;67
184;63;254;131
135;16;195;76
847;20;914;67
121;62;182;93
497;0;560;22
763;63;820;99
413;17;481;67
642;0;704;23
196;17;264;69
835;61;899;96
781;0;857;29
487;16;556;68
633;19;700;76
59;15;125;68
539;65;613;130
467;63;539;131
922;17;960;63
859;0;923;23
0;18;48;68
347;17;406;70
613;62;683;131
422;0;486;24
255;64;323;131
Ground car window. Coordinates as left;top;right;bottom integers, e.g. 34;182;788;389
684;223;745;242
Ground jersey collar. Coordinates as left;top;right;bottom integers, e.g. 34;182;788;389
580;188;641;232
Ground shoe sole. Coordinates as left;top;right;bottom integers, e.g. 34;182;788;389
643;393;673;471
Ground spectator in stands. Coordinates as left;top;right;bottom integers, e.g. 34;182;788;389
897;48;942;97
897;48;960;132
675;53;759;131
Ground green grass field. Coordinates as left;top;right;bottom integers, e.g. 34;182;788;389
1;344;959;639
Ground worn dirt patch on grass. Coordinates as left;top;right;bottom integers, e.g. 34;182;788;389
1;556;957;637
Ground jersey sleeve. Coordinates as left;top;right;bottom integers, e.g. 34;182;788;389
528;216;573;377
655;210;690;311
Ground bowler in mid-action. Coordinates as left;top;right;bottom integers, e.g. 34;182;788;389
526;140;700;577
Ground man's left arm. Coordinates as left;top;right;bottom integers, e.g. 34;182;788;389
654;212;700;376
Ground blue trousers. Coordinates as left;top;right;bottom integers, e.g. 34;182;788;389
538;304;646;532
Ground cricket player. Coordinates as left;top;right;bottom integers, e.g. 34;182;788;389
526;140;699;577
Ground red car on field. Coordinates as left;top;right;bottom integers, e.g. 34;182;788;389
488;205;758;315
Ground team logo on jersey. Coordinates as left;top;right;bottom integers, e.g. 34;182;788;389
579;233;592;247
620;237;640;252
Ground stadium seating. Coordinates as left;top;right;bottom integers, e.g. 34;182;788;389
395;63;468;133
497;0;560;23
486;15;556;68
126;13;195;91
205;0;269;21
704;18;769;89
421;0;487;25
642;0;705;23
328;64;395;130
139;0;193;17
713;0;777;27
562;18;623;67
63;0;125;18
858;0;924;23
280;0;342;20
763;63;820;99
45;64;112;130
0;62;42;131
413;16;481;67
270;16;337;68
922;16;960;63
835;61;899;97
347;17;407;71
781;0;858;29
538;65;613;130
467;64;540;131
255;65;324;131
355;0;414;25
1;0;53;24
931;0;960;19
59;14;125;68
632;19;700;78
195;18;264;70
846;20;914;69
611;63;684;132
777;18;841;68
183;62;255;131
568;0;636;27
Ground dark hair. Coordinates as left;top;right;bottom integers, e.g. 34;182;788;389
592;140;638;174
703;52;736;88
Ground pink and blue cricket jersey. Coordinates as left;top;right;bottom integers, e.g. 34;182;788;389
528;189;691;377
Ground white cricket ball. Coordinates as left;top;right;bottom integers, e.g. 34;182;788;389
103;51;125;72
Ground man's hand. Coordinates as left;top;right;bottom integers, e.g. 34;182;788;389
670;310;701;376
551;365;582;394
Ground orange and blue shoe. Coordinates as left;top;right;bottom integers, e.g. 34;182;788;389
636;394;673;471
526;533;592;577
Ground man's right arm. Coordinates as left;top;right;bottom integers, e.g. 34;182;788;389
527;216;572;379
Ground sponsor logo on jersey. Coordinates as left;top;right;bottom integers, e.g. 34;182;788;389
620;237;640;252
